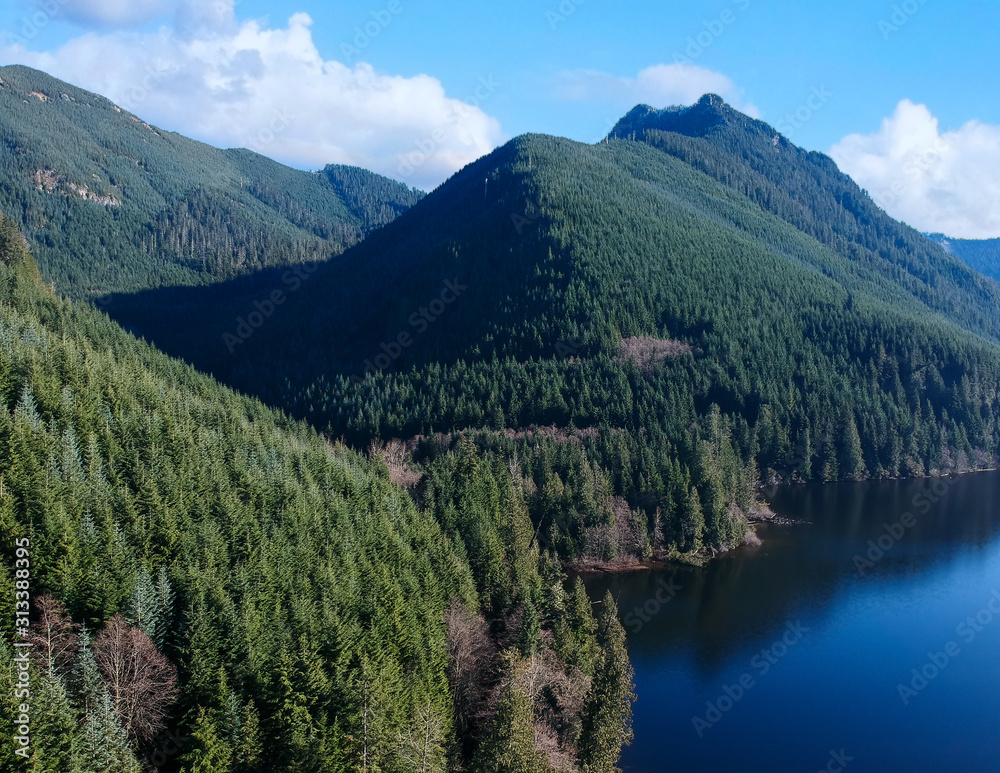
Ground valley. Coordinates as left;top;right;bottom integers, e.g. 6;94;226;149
3;63;1000;773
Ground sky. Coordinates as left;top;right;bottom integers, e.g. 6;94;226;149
0;0;998;237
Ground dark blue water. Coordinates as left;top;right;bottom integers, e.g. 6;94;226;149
585;473;1000;773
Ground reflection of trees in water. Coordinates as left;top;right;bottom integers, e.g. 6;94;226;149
585;472;1000;671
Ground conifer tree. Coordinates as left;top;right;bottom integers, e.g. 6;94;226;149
31;672;77;773
515;597;542;657
681;486;704;552
0;639;16;772
72;691;142;773
153;566;175;650
470;652;552;773
578;592;634;773
180;707;233;773
566;578;598;676
70;629;103;718
125;566;157;642
842;414;866;481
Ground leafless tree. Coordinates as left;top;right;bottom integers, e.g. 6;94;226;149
395;697;447;773
515;648;591;762
611;496;648;563
444;600;497;746
651;507;665;556
93;614;179;746
583;523;617;566
616;336;693;373
534;720;576;773
27;595;78;678
369;438;424;489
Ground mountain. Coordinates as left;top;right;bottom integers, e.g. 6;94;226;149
609;96;1000;342
0;65;423;300
0;212;631;771
926;233;1000;282
7;77;1000;770
96;99;1000;571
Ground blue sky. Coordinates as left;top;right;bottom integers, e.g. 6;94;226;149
307;0;999;150
2;0;999;236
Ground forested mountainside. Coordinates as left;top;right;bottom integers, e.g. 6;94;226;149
0;214;633;772
927;233;1000;283
92;103;1000;570
609;96;1000;344
0;65;422;300
7;63;1000;769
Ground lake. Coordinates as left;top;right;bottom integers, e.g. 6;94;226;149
585;472;1000;773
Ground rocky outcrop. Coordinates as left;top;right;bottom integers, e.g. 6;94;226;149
32;169;120;206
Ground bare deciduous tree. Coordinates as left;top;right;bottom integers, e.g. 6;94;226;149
369;438;424;489
582;524;617;565
445;600;497;747
615;336;693;373
27;595;78;678
515;648;591;767
534;721;576;773
395;697;447;773
612;496;647;563
93;613;179;745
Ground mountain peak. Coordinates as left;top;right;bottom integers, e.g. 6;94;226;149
697;93;728;109
608;93;749;142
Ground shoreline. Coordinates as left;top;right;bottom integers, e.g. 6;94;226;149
569;550;715;575
759;464;997;492
572;467;1000;576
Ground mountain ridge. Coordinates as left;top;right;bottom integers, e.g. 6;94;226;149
0;64;423;299
94;118;1000;573
609;94;1000;345
926;232;1000;283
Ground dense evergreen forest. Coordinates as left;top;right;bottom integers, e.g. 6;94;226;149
610;96;1000;344
0;215;634;771
95;103;1000;568
7;72;1000;770
926;233;1000;283
0;66;423;300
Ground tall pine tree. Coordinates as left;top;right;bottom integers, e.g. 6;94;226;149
578;592;634;773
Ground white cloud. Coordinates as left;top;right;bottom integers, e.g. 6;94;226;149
830;100;1000;239
554;63;760;119
1;6;504;190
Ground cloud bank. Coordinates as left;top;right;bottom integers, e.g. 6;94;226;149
554;63;760;119
2;1;504;190
831;100;1000;239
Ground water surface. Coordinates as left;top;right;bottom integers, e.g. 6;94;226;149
586;473;1000;773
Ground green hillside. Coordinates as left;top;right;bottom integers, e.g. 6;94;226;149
0;65;423;300
610;95;1000;344
927;233;1000;283
0;214;632;772
125;111;1000;566
6;70;1000;770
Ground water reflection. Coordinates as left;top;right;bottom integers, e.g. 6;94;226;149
590;474;1000;669
585;472;1000;773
